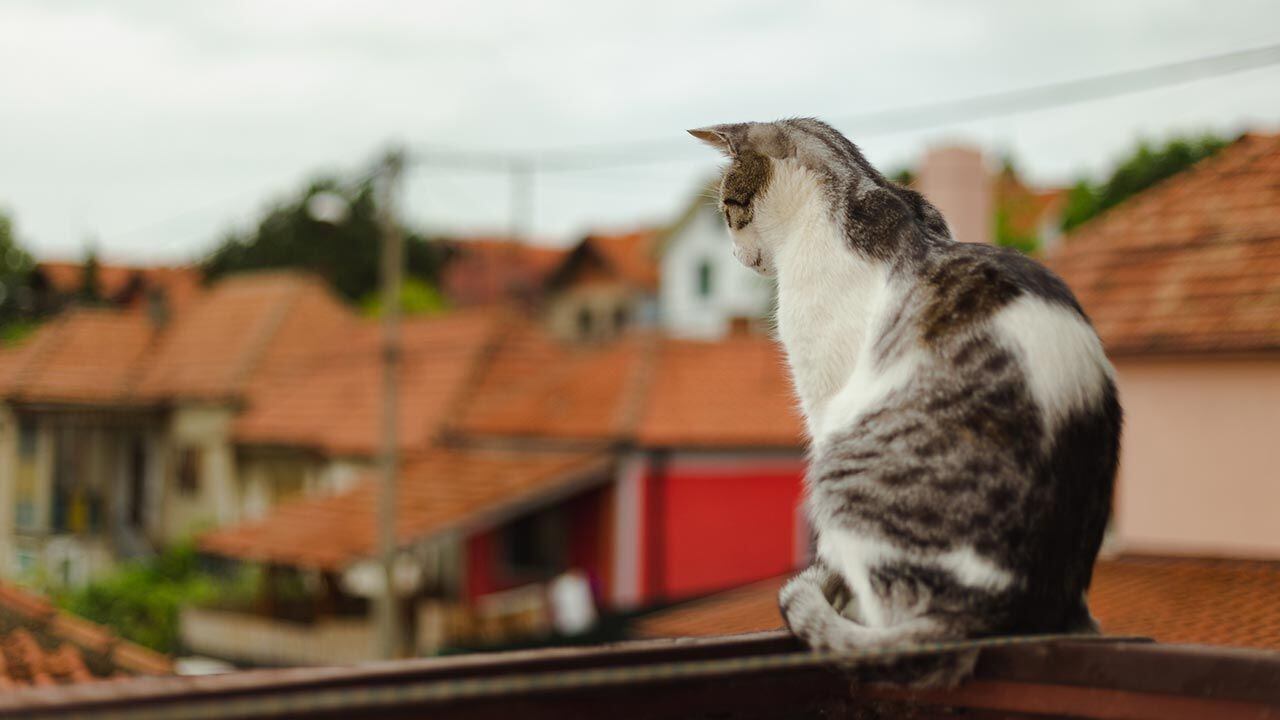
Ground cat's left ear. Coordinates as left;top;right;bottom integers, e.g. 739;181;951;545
688;125;739;156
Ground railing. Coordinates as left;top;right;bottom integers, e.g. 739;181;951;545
179;606;375;667
8;631;1279;719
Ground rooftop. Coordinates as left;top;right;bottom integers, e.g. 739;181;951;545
634;556;1280;652
0;583;171;688
199;447;612;569
1049;132;1280;356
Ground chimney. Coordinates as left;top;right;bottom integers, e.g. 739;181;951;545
146;287;170;330
916;145;991;245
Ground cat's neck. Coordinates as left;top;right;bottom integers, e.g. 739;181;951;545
766;193;888;440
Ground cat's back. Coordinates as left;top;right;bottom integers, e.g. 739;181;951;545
906;241;1114;433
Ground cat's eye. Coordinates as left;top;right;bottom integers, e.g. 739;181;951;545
723;198;747;208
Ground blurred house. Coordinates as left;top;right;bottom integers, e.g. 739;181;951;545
193;309;806;664
0;271;493;584
30;261;202;317
438;238;566;307
0;581;171;685
543;231;660;341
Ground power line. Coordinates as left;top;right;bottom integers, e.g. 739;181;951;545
406;41;1280;173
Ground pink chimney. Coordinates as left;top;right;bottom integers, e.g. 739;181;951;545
916;145;991;245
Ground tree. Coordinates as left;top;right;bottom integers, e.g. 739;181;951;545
202;178;448;303
0;210;37;342
1061;133;1232;232
78;249;104;305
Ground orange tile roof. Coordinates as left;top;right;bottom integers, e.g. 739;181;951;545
587;231;660;290
36;262;203;312
632;556;1280;651
455;325;653;442
233;310;500;456
0;309;158;404
440;238;568;306
136;271;354;401
0;582;171;687
199;448;611;569
636;336;804;448
1048;133;1280;355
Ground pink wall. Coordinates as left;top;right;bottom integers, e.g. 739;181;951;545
1113;357;1280;558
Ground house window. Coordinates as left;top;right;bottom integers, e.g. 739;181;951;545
576;307;593;338
127;436;147;528
176;447;202;496
18;418;36;459
499;509;566;579
613;304;629;333
697;260;714;298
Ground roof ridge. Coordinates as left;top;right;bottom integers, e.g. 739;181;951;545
1059;132;1260;244
223;276;311;395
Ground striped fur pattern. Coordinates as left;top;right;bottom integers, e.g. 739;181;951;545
691;119;1121;687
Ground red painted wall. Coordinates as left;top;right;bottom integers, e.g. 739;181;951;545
643;463;804;600
465;529;498;602
464;485;612;604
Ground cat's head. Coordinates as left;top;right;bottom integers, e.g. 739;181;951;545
689;118;937;273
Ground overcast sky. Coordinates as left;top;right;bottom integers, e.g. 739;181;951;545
2;1;1279;263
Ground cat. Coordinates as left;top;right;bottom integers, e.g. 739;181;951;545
690;119;1121;687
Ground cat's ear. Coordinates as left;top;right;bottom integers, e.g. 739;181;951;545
688;125;738;156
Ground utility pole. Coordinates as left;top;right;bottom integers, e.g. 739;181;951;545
508;160;534;240
375;149;405;660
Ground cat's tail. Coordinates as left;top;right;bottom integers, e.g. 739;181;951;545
778;565;978;689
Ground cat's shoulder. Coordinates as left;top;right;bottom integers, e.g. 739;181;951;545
915;242;1086;344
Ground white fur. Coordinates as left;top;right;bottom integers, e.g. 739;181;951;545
818;529;1013;629
993;295;1114;434
730;161;891;441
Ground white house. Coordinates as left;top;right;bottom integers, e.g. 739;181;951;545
658;190;774;339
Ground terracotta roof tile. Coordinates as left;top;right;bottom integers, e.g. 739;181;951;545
632;556;1280;651
455;325;652;442
636;336;804;448
441;238;568;306
233;310;500;456
136;271;353;401
200;448;611;569
1048;133;1280;355
0;582;171;686
587;231;660;290
0;309;158;404
35;262;202;312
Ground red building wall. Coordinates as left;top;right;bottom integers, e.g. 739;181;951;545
464;484;613;603
642;460;804;601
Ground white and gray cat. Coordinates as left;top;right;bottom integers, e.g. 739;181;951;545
691;119;1121;686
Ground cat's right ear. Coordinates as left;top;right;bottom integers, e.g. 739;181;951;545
688;126;737;156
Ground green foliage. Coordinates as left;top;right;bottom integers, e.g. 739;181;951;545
888;167;916;186
202;178;448;303
360;276;449;317
1061;133;1232;232
0;210;35;332
53;543;218;654
993;206;1038;255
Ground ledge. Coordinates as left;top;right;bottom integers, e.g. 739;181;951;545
3;632;1279;719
